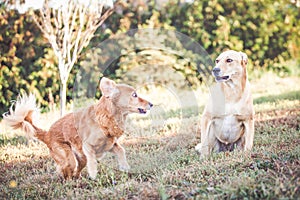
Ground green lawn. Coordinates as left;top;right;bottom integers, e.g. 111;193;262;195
0;74;299;199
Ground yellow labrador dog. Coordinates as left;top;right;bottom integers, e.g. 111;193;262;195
195;50;254;157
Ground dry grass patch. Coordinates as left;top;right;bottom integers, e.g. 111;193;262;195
0;75;299;199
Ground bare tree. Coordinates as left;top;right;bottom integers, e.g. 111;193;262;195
4;0;117;116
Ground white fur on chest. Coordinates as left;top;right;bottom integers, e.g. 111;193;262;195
222;115;241;133
213;115;243;144
225;101;242;115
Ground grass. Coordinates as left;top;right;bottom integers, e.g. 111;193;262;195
0;73;299;199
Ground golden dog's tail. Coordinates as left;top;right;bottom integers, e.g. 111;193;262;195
2;93;47;143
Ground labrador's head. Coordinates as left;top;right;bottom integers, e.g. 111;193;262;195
212;50;248;83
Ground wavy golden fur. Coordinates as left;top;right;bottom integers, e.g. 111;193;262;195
3;77;153;179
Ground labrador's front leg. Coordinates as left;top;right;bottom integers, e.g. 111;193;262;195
243;118;255;152
196;115;216;158
200;125;218;158
195;114;209;154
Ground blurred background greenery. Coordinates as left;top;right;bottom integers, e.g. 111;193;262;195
0;0;299;114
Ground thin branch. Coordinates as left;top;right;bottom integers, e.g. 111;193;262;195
95;7;115;27
30;1;118;80
62;2;70;61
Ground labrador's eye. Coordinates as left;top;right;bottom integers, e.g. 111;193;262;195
215;59;220;64
226;59;233;63
132;92;137;98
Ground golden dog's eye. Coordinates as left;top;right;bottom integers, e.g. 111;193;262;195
226;59;233;63
215;60;219;64
132;92;137;98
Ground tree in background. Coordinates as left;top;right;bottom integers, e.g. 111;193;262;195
0;7;60;115
101;0;299;74
4;0;117;116
1;0;299;116
161;0;300;73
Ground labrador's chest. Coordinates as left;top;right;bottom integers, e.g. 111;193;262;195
212;115;244;144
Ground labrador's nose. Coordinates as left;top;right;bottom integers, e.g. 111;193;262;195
212;67;221;76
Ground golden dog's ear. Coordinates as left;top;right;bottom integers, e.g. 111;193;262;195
99;77;119;98
239;51;248;66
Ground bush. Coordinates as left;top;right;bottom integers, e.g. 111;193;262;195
162;0;300;70
1;0;299;115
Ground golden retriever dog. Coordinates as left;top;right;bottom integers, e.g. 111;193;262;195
195;50;254;157
3;77;153;179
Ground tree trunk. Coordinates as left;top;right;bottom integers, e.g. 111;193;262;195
60;80;67;116
58;56;69;117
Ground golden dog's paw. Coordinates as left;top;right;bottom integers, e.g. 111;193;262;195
119;163;130;172
89;173;97;180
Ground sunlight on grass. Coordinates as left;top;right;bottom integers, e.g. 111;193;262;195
0;74;299;199
251;72;300;98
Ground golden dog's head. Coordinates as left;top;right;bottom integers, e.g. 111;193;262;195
99;77;153;114
212;50;248;83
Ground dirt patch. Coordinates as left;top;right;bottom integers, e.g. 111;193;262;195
255;108;300;131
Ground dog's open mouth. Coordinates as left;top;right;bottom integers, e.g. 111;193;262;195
215;75;230;82
138;108;147;114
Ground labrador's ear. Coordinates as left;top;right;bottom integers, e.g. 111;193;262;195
239;51;248;66
99;77;119;98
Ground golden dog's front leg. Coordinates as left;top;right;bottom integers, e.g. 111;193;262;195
110;142;130;172
83;144;98;179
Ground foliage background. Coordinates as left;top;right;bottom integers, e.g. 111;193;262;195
0;0;299;114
